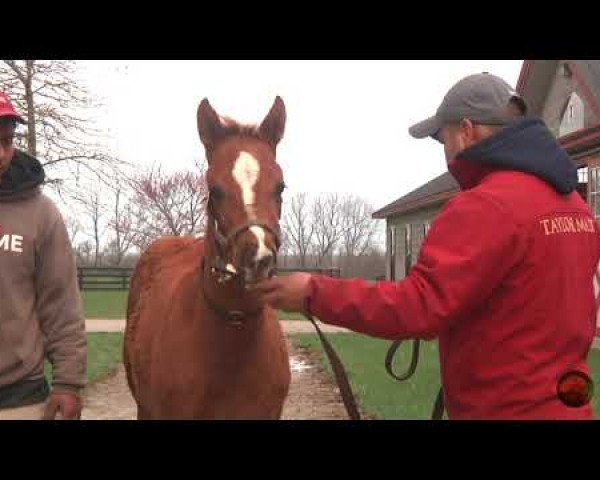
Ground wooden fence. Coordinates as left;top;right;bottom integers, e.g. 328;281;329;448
77;266;340;291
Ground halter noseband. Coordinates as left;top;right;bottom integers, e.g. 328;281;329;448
212;216;281;261
203;210;281;327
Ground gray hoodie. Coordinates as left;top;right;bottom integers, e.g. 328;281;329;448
0;150;86;407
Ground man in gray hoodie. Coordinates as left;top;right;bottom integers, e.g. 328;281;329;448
0;90;86;420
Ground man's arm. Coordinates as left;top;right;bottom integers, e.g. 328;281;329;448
273;191;525;340
35;211;87;402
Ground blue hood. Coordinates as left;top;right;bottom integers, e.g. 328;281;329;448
456;118;577;194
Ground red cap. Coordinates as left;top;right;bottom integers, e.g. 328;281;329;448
0;90;26;124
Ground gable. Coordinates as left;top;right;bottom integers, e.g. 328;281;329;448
559;92;585;136
540;62;600;137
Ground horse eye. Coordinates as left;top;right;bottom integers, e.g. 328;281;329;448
275;182;286;196
209;186;225;202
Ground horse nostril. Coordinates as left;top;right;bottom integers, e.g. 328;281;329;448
257;254;273;271
244;246;258;267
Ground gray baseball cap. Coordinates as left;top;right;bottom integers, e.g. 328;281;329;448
408;72;528;141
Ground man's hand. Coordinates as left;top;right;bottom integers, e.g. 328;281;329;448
42;391;82;420
249;273;313;313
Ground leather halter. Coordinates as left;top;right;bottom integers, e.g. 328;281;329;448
202;207;281;328
201;263;264;329
207;187;281;275
211;216;281;268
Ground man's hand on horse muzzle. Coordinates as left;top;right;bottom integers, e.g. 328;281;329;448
249;273;313;314
42;390;83;420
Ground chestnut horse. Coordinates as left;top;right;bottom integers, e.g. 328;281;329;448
123;97;291;419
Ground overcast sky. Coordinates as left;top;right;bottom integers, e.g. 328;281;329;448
79;60;523;212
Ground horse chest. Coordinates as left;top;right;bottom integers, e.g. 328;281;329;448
147;317;290;419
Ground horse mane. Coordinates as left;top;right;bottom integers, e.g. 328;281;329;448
218;116;263;141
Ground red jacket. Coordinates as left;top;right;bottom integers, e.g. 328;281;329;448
306;119;600;419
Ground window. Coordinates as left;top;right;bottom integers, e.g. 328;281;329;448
387;225;395;280
389;221;432;279
589;167;600;222
395;225;407;280
387;224;408;280
579;166;589;184
409;224;425;268
577;165;589;202
404;225;411;274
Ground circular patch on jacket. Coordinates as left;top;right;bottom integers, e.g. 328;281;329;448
556;370;594;408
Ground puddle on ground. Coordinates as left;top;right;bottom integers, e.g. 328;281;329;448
290;357;315;373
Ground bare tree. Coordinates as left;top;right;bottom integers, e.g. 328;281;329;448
106;180;137;265
0;60;121;192
64;215;82;246
75;240;95;267
340;195;379;257
75;191;107;267
277;228;292;267
334;195;384;277
126;165;208;250
311;193;345;267
281;192;315;268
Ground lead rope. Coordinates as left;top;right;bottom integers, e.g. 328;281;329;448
385;339;444;419
304;312;361;420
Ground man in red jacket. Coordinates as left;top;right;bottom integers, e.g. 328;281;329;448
252;73;600;419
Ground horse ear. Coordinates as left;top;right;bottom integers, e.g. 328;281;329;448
197;98;224;154
258;96;286;149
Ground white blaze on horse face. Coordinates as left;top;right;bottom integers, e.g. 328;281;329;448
232;151;272;264
225;263;238;275
249;226;272;263
232;151;260;209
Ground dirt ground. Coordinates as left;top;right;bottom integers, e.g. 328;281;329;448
81;335;353;420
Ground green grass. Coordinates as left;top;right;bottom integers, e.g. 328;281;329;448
292;333;600;419
276;311;307;321
85;333;125;383
81;289;305;321
45;333;124;385
292;333;442;419
588;348;600;416
82;290;129;319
